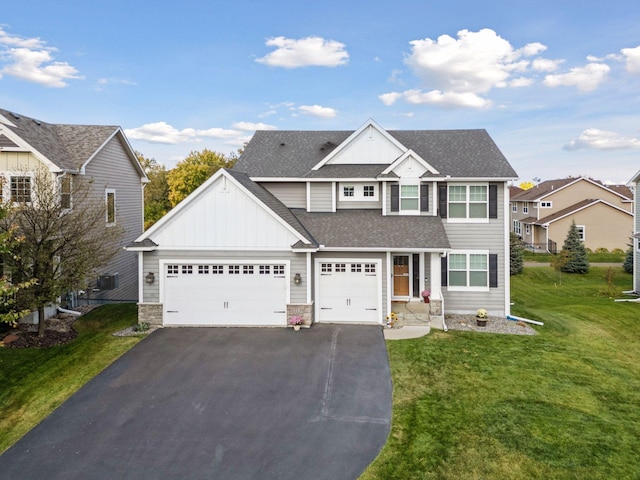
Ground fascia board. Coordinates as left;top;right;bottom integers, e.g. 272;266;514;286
381;149;439;175
0;126;61;172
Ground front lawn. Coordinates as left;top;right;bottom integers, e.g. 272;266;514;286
362;266;639;479
0;304;142;453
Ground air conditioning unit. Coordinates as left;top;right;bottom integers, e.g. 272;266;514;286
98;273;119;290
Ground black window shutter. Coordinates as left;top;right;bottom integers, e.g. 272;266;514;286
489;184;498;219
489;254;498;288
420;184;429;212
438;184;447;218
391;184;399;212
441;256;448;287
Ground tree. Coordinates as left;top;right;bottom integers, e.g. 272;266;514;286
0;169;123;337
560;221;589;274
509;232;524;275
623;244;633;274
519;181;534;190
166;149;236;207
136;152;171;229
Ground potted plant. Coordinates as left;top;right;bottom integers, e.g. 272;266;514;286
289;315;303;331
421;290;431;303
385;312;398;329
476;308;488;327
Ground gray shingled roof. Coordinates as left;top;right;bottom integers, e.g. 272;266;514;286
0;108;119;171
290;209;450;249
234;128;517;179
224;169;318;245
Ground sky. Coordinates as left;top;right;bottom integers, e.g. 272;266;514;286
1;0;639;185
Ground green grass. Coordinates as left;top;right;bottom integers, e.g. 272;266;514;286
0;304;142;453
362;266;639;480
523;250;625;263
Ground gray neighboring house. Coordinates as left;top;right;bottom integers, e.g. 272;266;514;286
629;170;640;294
128;119;518;328
0;108;147;313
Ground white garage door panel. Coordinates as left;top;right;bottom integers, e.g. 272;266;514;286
163;264;287;326
317;262;380;323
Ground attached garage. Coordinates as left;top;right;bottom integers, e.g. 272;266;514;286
162;261;289;326
316;260;382;324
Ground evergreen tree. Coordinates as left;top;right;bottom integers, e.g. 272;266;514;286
623;245;633;274
509;232;524;275
560;221;589;274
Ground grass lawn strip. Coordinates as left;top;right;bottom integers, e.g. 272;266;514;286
0;304;142;453
361;266;639;480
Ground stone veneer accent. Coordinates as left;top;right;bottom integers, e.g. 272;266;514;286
138;303;163;326
286;303;314;327
429;298;445;330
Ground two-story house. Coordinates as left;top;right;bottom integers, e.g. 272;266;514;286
0;108;147;312
629;170;640;295
128;120;518;329
510;177;633;253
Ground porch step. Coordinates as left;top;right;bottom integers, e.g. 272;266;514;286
390;301;430;327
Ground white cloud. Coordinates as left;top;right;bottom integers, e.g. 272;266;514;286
256;36;348;68
297;105;337;117
564;128;640;150
382;28;558;109
531;58;563;72
94;77;137;91
621;45;640;73
232;121;277;131
543;62;610;92
125;122;241;144
0;26;82;87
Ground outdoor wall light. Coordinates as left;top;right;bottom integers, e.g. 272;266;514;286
294;272;302;285
145;272;155;284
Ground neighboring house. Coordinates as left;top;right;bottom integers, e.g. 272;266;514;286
127;120;518;329
510;177;633;253
629;170;640;295
0;108;147;310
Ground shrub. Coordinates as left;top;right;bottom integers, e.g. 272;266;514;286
624;246;633;274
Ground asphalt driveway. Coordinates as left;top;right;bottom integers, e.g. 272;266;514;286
0;325;392;479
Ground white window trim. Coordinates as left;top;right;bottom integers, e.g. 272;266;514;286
523;203;529;214
399;180;420;215
59;175;73;210
447;183;489;224
512;203;517;213
339;183;379;201
540;201;552;208
576;225;586;242
3;172;35;204
513;220;521;236
525;224;530;235
447;250;490;292
105;188;116;226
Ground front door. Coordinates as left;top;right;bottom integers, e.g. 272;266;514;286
393;255;410;297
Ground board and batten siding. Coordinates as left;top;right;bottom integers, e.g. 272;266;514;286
142;250;308;304
0;151;43;171
309;182;333;212
441;184;508;315
84;135;143;302
261;182;306;208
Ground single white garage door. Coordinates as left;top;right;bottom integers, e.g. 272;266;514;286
317;261;380;323
163;263;288;326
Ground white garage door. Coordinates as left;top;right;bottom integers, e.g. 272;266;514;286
163;263;288;326
317;261;380;323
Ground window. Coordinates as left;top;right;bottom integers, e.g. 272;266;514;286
11;176;31;203
273;265;285;276
540;201;552;208
363;185;375;197
400;184;419;211
334;263;346;273
448;252;488;289
448;185;488;219
167;265;179;275
512;203;517;213
198;265;209;274
259;265;271;275
211;265;224;274
576;225;585;241
340;183;378;201
60;176;72;209
343;186;354;197
513;220;522;236
525;224;530;235
523;203;529;214
105;189;116;225
243;265;254;275
351;263;362;273
321;263;332;273
181;265;193;275
228;265;240;274
364;263;376;273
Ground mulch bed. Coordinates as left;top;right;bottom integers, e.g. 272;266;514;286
1;312;85;349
